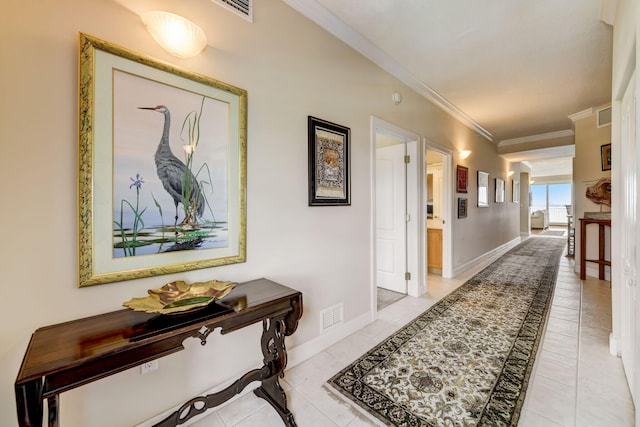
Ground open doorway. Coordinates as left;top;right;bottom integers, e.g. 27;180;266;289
371;118;420;314
424;142;453;281
426;149;444;275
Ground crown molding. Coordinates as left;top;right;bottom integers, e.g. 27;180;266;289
498;129;574;147
282;0;494;142
568;108;595;122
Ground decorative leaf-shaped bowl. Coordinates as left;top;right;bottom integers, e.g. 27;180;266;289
123;280;236;315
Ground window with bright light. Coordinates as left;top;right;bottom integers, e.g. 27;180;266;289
530;183;572;224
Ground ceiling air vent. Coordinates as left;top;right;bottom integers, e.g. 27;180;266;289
212;0;253;22
597;106;612;128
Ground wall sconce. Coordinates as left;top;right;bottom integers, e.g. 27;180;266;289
392;92;403;105
459;150;471;160
507;170;514;177
142;11;208;58
530;180;535;184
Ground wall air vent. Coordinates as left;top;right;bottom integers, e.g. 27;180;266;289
212;0;253;22
320;303;344;332
597;106;612;127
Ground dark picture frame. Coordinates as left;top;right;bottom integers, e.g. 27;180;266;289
308;116;351;206
601;143;611;171
456;165;469;193
458;198;468;218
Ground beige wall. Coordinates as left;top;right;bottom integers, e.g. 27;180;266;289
0;0;519;425
573;105;612;276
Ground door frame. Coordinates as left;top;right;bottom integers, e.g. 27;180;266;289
612;67;639;410
424;140;453;279
370;117;421;318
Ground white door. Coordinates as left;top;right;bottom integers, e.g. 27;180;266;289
620;74;637;400
376;143;407;293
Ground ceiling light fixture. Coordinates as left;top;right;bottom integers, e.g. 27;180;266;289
142;11;208;58
459;150;471;160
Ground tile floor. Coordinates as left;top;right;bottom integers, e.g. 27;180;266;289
192;237;634;426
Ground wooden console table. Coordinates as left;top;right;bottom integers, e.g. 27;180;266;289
15;278;303;427
579;218;611;280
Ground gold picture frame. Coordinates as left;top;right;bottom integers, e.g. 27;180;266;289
78;33;247;287
601;143;611;171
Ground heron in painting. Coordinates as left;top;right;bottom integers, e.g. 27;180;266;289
139;105;204;227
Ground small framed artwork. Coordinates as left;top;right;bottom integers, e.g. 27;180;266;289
495;178;505;203
456;165;469;193
458;198;468;218
308;116;351;206
512;179;520;203
601;143;611;171
477;171;489;207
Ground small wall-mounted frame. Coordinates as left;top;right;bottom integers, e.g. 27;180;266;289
601;143;611;171
308;116;350;206
458;197;468;218
477;171;489;207
456;165;468;193
512;179;520;203
495;178;505;203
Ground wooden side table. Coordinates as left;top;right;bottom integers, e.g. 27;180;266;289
15;279;303;427
579;218;611;280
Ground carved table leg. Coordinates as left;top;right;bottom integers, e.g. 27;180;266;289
47;395;59;427
254;318;297;427
15;380;44;427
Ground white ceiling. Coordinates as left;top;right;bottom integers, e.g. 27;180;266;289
286;0;614;144
499;145;576;178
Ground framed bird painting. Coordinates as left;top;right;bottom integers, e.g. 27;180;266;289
78;33;247;287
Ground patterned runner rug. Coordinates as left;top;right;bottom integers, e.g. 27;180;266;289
539;229;565;236
328;237;566;426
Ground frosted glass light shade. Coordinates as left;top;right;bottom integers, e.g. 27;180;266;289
142;11;207;58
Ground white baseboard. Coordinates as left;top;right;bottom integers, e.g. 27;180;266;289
452;237;521;277
609;333;621;357
135;310;373;426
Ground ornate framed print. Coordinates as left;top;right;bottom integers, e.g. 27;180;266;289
458;197;468;218
308;116;351;206
456;165;468;193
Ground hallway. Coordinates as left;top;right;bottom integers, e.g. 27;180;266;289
189;238;633;426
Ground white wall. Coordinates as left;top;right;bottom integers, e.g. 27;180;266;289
0;0;519;425
610;0;639;418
